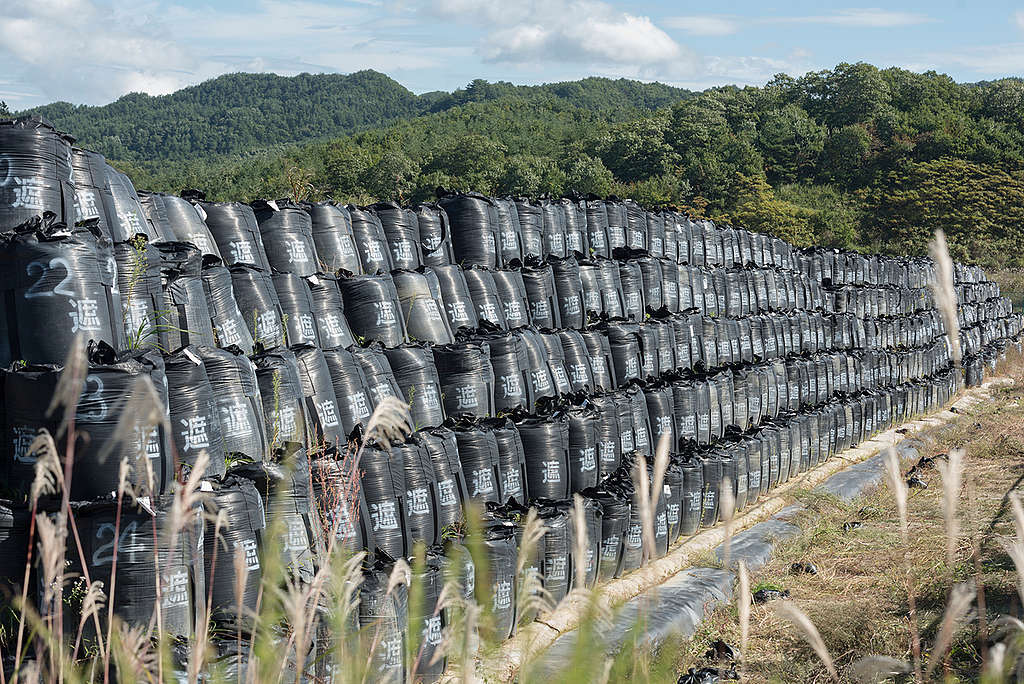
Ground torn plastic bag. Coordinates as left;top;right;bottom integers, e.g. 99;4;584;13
229;264;285;349
493;197;523;266
0;117;76;229
551;256;585;330
361;444;409;560
453;424;500;504
232;448;320;584
69;494;202;637
165;345;226;479
433;341;495;420
114;239;161;350
579;330;616;392
521;262;560;329
392;439;437;548
514;198;544;262
322;347;373;436
439;192;499;268
196;345;267;461
420;428;465;531
0;217;126;365
566;408;600;492
1;345;174;498
292;344;344;447
252;347;309;452
463;266;508;330
204;476;265;626
517;415;571;500
273;272;320;348
557;329;595;394
492;419;528;505
480;332;531;414
351;344;403;411
308;273;356;350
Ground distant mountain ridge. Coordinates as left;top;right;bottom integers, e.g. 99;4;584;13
19;70;694;162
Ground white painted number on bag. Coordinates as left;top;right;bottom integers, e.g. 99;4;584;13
25;258;75;299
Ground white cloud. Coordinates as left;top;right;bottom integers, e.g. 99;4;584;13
0;0;946;111
700;54;812;86
0;0;195;106
663;15;740;37
771;9;932;28
926;43;1024;75
1015;10;1024;30
425;0;514;24
427;0;688;69
0;0;464;108
482;13;681;65
663;8;931;39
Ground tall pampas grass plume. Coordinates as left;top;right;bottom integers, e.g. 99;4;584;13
939;448;964;573
774;601;838;682
929;229;962;368
738;560;750;662
925;581;975;679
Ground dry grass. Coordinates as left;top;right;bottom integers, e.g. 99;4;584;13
670;350;1024;682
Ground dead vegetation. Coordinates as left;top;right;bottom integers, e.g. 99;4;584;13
671;347;1024;682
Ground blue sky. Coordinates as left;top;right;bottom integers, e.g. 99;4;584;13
3;0;1024;109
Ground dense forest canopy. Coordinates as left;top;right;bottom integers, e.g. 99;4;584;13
22;71;693;161
18;63;1024;268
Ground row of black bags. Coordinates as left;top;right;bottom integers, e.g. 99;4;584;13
0;115;1020;684
0;362;967;682
1;304;984;502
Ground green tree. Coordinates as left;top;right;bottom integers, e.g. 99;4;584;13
666;96;764;209
498;155;565;197
758;104;826;184
591;114;679;183
819;124;874;187
775;183;861;249
58;62;1024;269
724;175;817;247
23;71;693;164
317;142;372;200
0;101;9;117
760;73;802;109
797;62;891;128
862;157;1024;266
421;134;507;193
979;79;1024;129
563;154;615;196
615;173;691;207
360;146;419;203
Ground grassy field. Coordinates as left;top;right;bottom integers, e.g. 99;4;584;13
665;350;1024;682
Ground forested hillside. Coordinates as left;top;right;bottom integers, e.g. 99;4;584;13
19;63;1024;267
19;71;692;161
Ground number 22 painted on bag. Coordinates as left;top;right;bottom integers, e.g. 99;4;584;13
25;258;75;299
